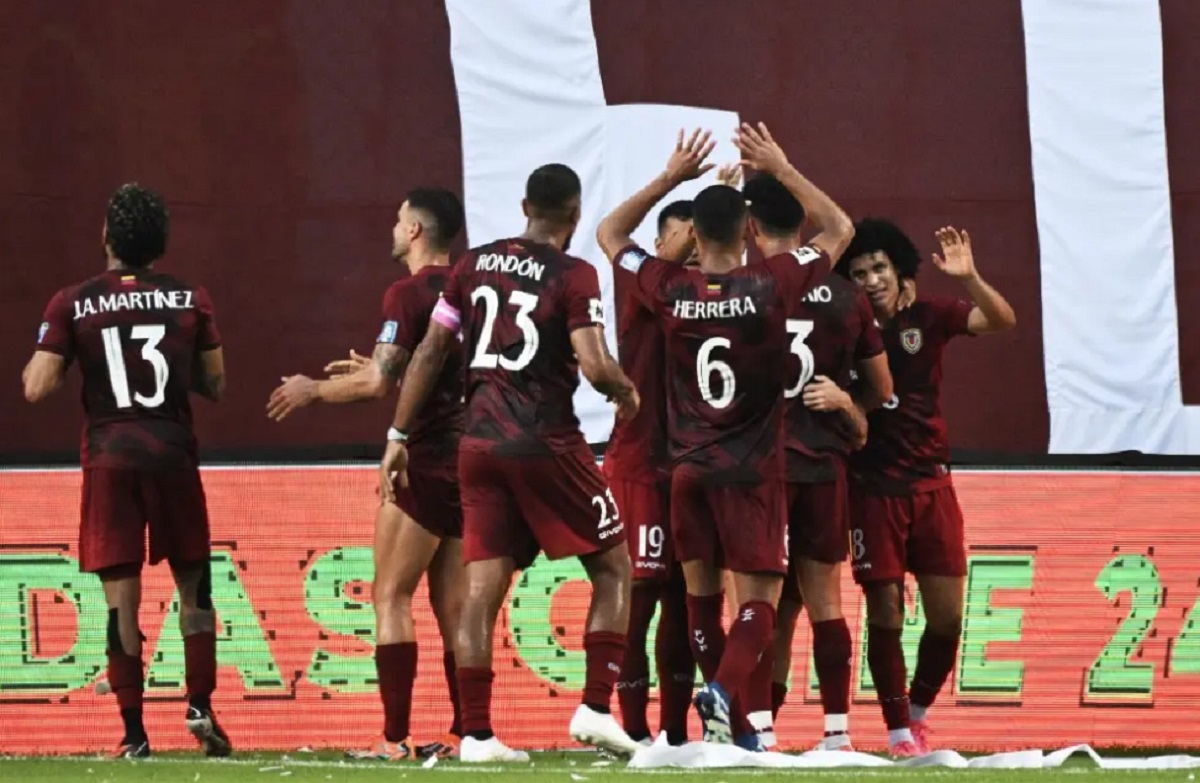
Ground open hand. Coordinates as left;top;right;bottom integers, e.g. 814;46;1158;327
664;129;716;184
733;122;789;174
932;227;977;280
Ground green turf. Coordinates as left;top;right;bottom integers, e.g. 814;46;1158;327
2;751;1198;783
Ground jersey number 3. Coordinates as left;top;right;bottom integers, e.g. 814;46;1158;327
102;325;169;409
470;286;540;371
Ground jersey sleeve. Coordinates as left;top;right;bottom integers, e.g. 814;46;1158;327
36;289;75;358
431;259;466;335
853;291;884;360
564;261;606;332
930;296;975;339
193;285;222;351
616;244;677;311
378;281;422;352
766;244;833;303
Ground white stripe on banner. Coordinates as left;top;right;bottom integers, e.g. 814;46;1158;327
446;0;738;444
1023;0;1199;454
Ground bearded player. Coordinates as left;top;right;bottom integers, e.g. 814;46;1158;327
382;164;642;762
836;219;1015;755
22;184;229;758
266;188;467;760
598;125;855;745
598;198;698;747
738;174;893;750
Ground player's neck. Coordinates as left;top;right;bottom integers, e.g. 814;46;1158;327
697;248;742;274
875;302;899;326
106;257;148;273
407;249;451;274
521;221;569;250
759;233;802;258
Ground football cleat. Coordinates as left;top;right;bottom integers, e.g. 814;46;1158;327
910;719;933;754
889;740;922;758
186;704;233;758
416;734;460;759
345;735;417;761
693;683;733;744
459;736;530;763
569;704;642;756
111;739;151;759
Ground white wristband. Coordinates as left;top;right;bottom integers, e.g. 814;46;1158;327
387;427;408;443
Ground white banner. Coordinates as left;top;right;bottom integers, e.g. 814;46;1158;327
1023;0;1199;454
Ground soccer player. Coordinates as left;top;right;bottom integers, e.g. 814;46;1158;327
380;164;642;763
596;124;855;745
599;199;698;747
265;188;468;760
741;174;894;750
835;219;1016;755
22;184;229;758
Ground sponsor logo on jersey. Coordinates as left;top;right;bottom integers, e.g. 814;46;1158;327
900;327;923;354
377;320;398;343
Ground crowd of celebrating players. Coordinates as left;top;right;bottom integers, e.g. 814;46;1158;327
22;122;1015;762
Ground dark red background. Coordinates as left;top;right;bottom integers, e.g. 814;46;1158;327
2;0;1196;460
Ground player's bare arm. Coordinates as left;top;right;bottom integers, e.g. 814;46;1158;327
803;374;868;449
377;322;455;499
855;353;894;412
571;325;640;421
596;128;715;260
22;350;67;403
192;347;226;402
266;342;409;422
933;227;1017;334
734;122;854;264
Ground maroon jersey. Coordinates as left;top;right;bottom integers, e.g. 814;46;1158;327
784;275;884;482
36;269;221;470
433;237;604;457
850;295;973;494
378;265;463;478
603;247;670;480
626;243;831;483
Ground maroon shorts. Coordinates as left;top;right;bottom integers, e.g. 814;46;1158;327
849;482;967;584
780;471;850;602
605;469;672;582
392;468;463;538
459;445;625;569
79;467;210;574
670;473;787;575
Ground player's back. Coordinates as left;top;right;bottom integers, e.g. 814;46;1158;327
654;258;798;483
784;274;879;477
452;237;600;456
49;268;219;470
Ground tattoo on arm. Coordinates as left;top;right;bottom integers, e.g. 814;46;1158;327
373;343;411;385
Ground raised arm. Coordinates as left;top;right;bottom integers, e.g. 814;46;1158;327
571;325;639;421
193;347;226;402
734;122;854;264
932;227;1017;334
596;128;715;261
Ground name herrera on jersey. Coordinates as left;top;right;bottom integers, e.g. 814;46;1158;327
73;290;194;320
672;295;757;320
476;253;546;282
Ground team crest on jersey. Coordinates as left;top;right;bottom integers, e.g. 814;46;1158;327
377;320;398;343
619;248;648;273
900;327;923;354
37;322;49;343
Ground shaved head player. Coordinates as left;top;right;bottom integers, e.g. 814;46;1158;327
382;164;642;763
266;188;468;761
598;125;855;746
22;184;229;759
